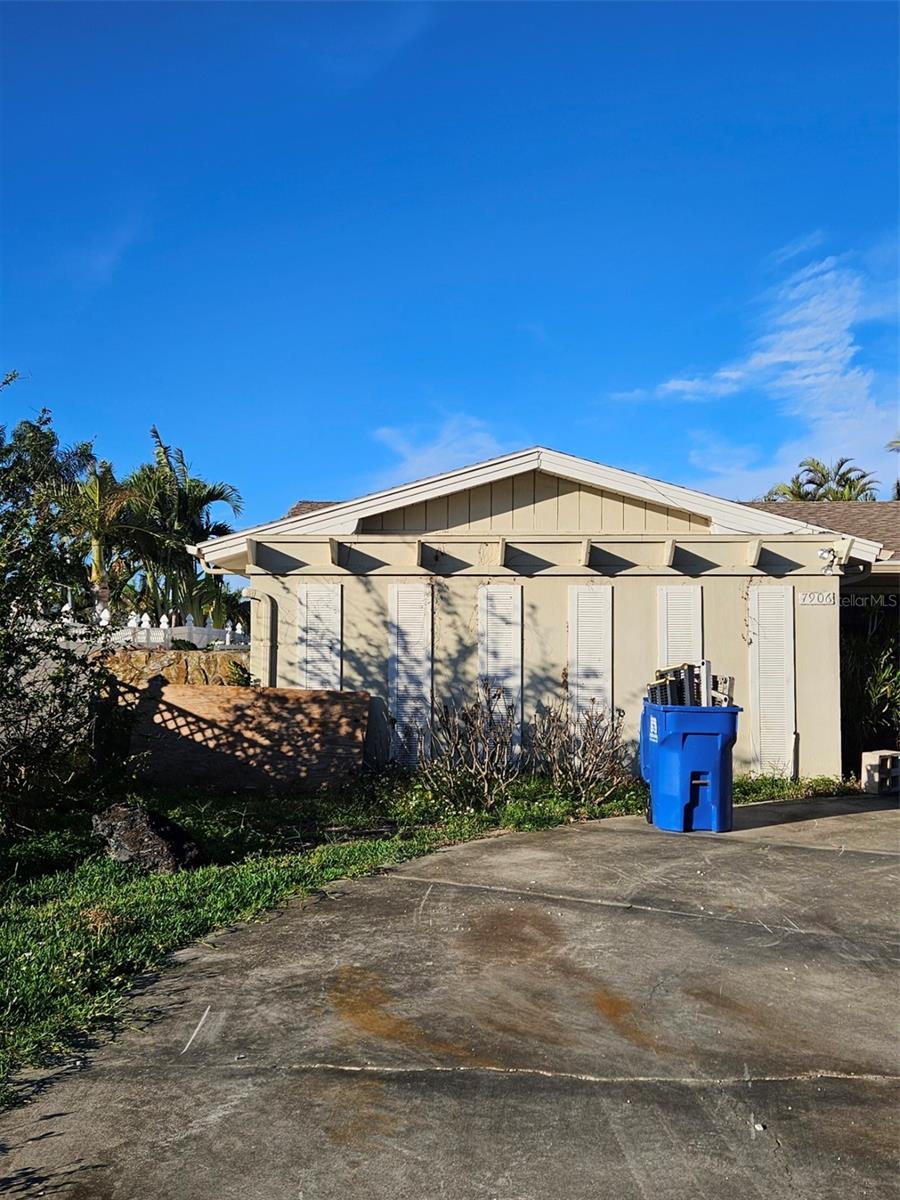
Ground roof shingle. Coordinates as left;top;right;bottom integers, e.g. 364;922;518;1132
742;501;900;557
285;499;339;519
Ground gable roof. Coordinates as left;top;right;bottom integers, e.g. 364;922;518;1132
193;446;886;566
743;501;899;559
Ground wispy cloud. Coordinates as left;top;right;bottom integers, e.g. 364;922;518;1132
658;254;879;412
608;387;650;403
64;214;145;288
619;240;898;497
372;414;513;486
304;4;433;88
767;229;826;267
518;320;548;345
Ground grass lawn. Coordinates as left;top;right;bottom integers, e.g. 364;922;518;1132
0;771;853;1107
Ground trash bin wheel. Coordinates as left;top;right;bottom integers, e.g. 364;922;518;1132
644;798;652;824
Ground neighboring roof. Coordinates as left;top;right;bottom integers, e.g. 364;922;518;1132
192;447;886;566
285;499;339;519
743;501;899;559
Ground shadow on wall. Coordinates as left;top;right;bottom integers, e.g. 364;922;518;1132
339;577;394;765
339;577;642;769
129;676;369;791
264;573;647;771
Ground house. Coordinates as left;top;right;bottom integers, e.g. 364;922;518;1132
189;448;895;778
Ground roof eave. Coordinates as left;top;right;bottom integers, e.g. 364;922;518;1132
195;447;545;559
195;446;885;564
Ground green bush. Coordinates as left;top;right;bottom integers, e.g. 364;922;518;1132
841;615;899;773
498;792;574;830
732;774;856;805
595;780;650;817
222;656;252;686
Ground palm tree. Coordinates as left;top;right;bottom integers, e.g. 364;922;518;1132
765;457;879;502
0;405;95;612
888;438;900;500
51;459;138;611
125;428;242;619
765;469;818;501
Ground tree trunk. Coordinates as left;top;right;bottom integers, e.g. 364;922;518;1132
90;536;110;611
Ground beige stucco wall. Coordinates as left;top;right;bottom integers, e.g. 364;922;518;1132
245;562;842;778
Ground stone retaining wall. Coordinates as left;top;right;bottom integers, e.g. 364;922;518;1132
104;648;251;689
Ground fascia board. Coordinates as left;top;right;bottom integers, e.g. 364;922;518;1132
537;449;809;533
195;444;883;565
292;450;541;532
536;450;882;560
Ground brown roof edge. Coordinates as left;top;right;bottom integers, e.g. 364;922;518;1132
284;499;340;519
741;500;900;557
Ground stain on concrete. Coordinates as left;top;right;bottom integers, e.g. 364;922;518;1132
681;980;855;1071
328;965;499;1068
459;907;563;959
684;984;757;1021
592;989;660;1052
326;1077;397;1148
461;906;663;1054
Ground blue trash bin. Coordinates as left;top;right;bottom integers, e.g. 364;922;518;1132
640;700;741;833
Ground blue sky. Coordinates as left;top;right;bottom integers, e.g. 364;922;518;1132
2;1;897;526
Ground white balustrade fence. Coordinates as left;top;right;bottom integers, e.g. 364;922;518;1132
56;595;249;649
106;611;249;649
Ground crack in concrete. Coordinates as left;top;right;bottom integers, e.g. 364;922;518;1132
392;872;900;948
648;832;900;859
257;1061;899;1087
593;814;900;859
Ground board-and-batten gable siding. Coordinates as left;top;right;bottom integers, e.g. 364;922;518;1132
359;471;710;534
567;585;613;717
297;583;342;689
749;585;797;777
657;585;703;668
387;584;433;767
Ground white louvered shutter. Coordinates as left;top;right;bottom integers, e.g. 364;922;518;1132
749;585;796;776
478;584;523;725
388;584;433;767
657;585;703;668
568;586;613;717
297;584;342;689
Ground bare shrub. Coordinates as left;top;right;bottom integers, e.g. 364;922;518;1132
526;699;630;805
415;685;632;814
418;681;522;810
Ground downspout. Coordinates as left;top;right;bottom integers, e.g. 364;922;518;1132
242;588;275;687
185;544;231;576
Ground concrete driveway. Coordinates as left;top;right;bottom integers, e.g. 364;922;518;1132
4;795;898;1199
